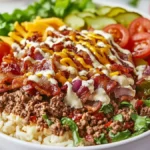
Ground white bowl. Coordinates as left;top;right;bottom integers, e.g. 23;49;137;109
0;1;150;150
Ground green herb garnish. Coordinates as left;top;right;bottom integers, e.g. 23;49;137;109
42;114;53;126
109;130;131;142
53;0;71;17
113;114;123;122
61;117;82;146
143;100;150;107
100;104;114;114
94;133;108;144
131;113;150;131
120;101;133;109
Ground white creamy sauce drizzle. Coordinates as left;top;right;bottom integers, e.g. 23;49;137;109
94;30;135;69
64;41;73;47
97;41;106;48
111;75;134;86
36;70;55;76
12;43;26;59
64;82;83;108
55;62;77;75
28;75;40;83
136;65;146;80
79;70;88;76
26;40;40;48
76;44;103;68
82;79;94;94
101;69;109;76
35;47;50;59
92;87;110;104
111;75;135;97
23;56;36;63
59;25;72;31
15;26;138;108
28;70;56;84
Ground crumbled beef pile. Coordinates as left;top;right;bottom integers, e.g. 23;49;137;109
0;89;70;134
140;106;150;117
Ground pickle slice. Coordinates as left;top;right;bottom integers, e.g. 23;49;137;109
115;12;141;27
77;12;95;18
85;17;117;29
107;7;127;17
64;14;85;30
96;6;112;16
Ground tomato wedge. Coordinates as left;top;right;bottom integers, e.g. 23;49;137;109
0;41;11;63
129;17;150;36
131;32;150;59
103;24;129;48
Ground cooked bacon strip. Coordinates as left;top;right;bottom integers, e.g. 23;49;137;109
93;74;118;93
110;64;133;74
84;101;102;113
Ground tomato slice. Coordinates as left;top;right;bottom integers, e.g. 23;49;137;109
129;17;150;36
131;32;150;59
0;41;11;62
103;24;129;48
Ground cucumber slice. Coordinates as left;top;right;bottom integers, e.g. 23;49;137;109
107;7;127;17
115;12;141;27
85;17;117;29
64;14;85;30
96;6;112;16
77;12;95;18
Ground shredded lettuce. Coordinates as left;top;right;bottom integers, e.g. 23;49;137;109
94;133;108;144
113;114;123;122
42;114;53;126
61;117;82;146
53;0;71;17
144;100;150;107
0;0;96;36
100;104;114;114
120;101;133;109
109;130;131;142
131;113;150;132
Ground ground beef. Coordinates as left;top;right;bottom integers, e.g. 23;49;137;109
117;108;133;122
48;93;71;118
76;112;108;140
140;106;150;117
110;121;123;134
0;89;70;134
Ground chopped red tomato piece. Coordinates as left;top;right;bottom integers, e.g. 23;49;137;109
124;121;134;130
129;17;150;36
131;33;150;59
93;112;104;120
0;41;11;63
30;116;37;123
105;121;112;128
135;100;144;111
104;24;129;48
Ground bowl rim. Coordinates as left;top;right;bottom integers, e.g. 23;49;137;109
0;1;150;149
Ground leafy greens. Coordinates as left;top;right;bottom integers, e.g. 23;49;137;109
61;117;82;146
